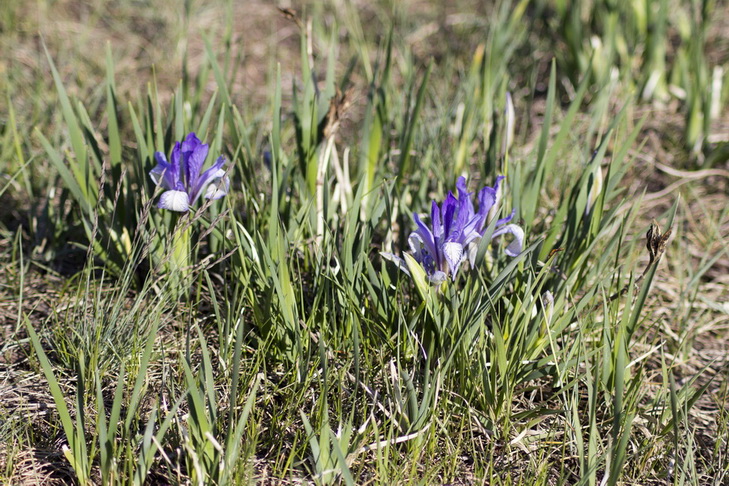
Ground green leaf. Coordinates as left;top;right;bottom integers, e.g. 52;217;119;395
25;315;90;484
398;63;432;180
403;253;435;312
43;41;93;201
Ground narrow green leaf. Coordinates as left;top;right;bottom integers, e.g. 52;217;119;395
398;63;432;179
124;319;158;431
36;129;92;215
225;375;261;478
203;35;232;106
25;315;89;483
43;41;90;193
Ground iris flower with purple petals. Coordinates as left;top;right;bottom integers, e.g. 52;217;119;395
384;176;524;283
149;132;230;212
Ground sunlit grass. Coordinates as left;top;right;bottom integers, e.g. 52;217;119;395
0;1;727;484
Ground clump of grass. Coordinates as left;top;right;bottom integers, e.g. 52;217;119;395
1;1;728;485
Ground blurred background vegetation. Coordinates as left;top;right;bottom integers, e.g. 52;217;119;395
0;0;727;484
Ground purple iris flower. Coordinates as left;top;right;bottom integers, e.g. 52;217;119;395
149;132;230;212
385;176;524;283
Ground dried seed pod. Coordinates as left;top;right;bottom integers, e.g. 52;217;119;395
646;219;672;264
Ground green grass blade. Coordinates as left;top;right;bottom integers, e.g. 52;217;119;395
224;375;261;480
42;41;94;202
25;315;89;484
124;319;158;431
398;63;432;180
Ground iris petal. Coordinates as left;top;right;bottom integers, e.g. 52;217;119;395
466;238;481;267
412;213;438;264
150;152;178;190
158;190;190;212
170;142;182;179
451;196;470;237
491;224;524;257
477;186;497;222
442;241;465;280
495;208;516;226
486;175;505;224
205;174;230;200
431;201;443;240
190;156;227;205
456;176;474;217
182;133;209;190
441;193;459;237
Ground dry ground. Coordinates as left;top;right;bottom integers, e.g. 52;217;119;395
1;0;728;483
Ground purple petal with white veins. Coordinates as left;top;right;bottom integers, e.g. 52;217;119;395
491;224;524;257
408;232;425;257
442;241;465;279
462;213;483;242
158;190;190;212
443;197;470;260
151;133;231;212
